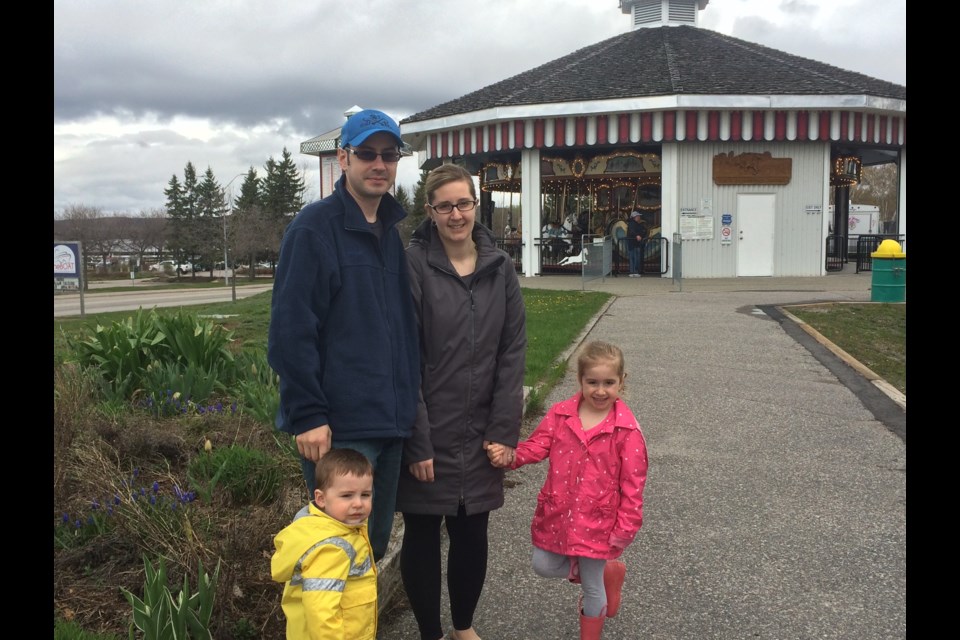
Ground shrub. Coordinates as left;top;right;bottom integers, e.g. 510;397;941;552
151;310;236;375
232;350;280;425
68;309;167;401
67;309;237;408
54;362;98;502
120;554;220;640
54;461;199;552
54;618;122;640
188;444;283;506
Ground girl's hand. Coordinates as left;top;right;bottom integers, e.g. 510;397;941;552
484;442;515;468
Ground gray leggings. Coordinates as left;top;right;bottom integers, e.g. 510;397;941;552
532;547;607;617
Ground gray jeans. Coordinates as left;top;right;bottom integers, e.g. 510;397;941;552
531;547;607;617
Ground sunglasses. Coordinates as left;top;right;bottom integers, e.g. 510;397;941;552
347;147;402;163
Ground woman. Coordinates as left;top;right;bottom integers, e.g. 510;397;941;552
397;164;527;640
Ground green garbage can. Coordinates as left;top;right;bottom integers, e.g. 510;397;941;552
870;239;906;303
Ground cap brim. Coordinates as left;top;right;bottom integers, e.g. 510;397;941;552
347;128;403;148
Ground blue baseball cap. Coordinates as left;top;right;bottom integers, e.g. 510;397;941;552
340;109;402;148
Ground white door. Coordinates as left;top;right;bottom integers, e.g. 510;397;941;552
737;194;775;276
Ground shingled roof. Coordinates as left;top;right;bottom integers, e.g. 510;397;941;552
401;25;905;125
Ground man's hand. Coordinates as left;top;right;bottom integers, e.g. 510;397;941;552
295;425;332;462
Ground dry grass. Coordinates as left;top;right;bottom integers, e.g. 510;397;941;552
53;386;303;639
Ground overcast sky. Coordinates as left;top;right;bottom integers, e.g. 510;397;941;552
53;0;906;216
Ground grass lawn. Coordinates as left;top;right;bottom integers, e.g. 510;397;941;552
783;302;906;395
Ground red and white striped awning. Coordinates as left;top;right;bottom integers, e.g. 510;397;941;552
423;109;905;160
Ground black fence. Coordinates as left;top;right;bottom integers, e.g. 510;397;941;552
825;234;906;273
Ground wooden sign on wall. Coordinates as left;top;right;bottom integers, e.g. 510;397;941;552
713;151;792;185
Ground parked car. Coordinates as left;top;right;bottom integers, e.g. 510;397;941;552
149;260;175;272
149;260;192;273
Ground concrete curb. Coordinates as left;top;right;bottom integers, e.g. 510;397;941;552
777;304;906;411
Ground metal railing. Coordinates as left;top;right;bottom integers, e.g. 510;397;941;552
580;235;612;288
825;234;906;273
524;234;669;276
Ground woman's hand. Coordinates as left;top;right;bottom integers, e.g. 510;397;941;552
409;459;435;482
484;441;516;468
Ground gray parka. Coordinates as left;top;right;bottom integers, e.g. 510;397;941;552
395;218;527;516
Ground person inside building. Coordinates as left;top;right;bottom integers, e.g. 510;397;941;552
626;210;648;277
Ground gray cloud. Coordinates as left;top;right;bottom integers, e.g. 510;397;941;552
53;0;906;214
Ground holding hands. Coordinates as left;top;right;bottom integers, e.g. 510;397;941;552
484;441;516;468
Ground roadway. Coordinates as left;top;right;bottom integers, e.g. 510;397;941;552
53;280;274;317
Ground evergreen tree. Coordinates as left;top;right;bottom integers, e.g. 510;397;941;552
164;174;185;218
163;162;204;277
261;147;305;220
394;184;412;214
194;167;227;276
232;167;268;278
412;169;429;224
394;183;416;245
259;148;305;267
163;173;188;274
234;167;262;212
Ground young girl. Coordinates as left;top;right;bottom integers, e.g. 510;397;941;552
487;341;648;640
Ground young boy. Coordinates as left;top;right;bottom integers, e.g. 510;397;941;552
271;448;378;640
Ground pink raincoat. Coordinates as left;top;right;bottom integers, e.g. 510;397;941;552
513;393;648;559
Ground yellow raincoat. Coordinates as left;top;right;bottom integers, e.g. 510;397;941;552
271;502;378;639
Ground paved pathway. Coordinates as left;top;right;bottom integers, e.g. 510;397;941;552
376;272;906;639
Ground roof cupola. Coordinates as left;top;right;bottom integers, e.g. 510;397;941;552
620;0;709;29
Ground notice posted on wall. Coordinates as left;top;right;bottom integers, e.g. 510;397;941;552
680;208;714;240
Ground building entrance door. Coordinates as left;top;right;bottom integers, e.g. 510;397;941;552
736;194;775;276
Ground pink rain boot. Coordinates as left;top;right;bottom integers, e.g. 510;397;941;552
579;600;606;640
603;560;626;617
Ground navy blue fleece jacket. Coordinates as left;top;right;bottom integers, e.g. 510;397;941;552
267;174;420;441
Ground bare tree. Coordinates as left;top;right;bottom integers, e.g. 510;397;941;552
57;204;121;280
57;203;102;248
121;208;169;269
230;204;277;279
852;164;899;228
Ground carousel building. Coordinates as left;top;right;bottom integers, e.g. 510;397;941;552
301;0;906;279
397;0;906;278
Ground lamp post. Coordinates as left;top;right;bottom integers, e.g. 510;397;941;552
223;174;245;301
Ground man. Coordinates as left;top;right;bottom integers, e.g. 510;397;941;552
268;108;420;561
626;210;648;277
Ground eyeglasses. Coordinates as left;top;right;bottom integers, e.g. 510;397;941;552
427;199;478;215
347;147;402;163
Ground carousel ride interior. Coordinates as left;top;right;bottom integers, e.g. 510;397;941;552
482;149;664;275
